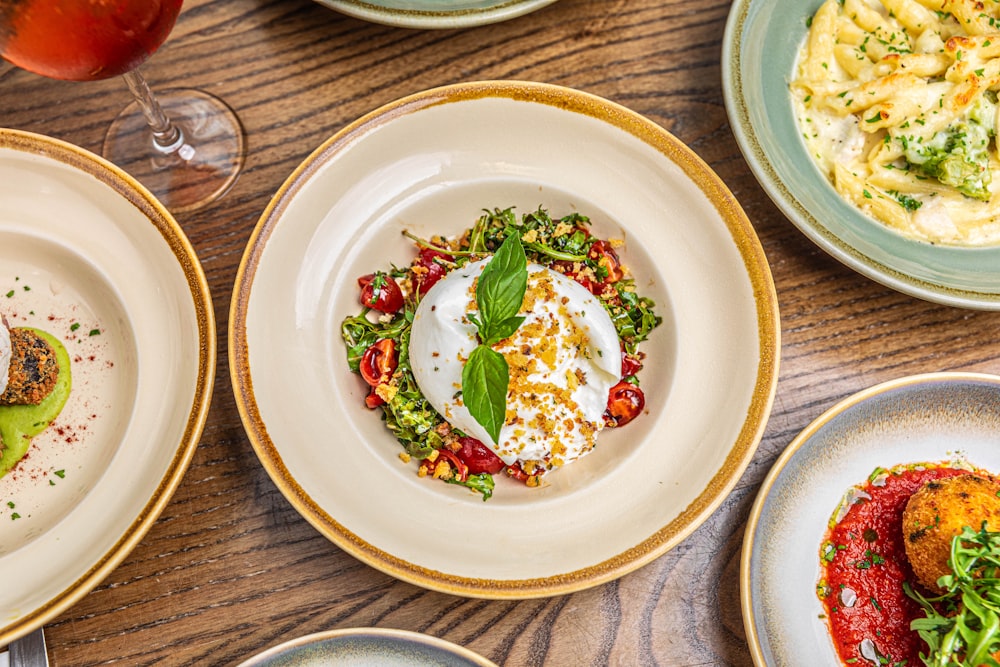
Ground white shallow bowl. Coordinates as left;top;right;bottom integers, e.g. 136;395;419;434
0;130;215;644
238;628;497;666
742;373;1000;666
313;0;558;29
723;0;1000;309
230;80;780;598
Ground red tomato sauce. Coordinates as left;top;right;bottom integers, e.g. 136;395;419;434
819;465;970;666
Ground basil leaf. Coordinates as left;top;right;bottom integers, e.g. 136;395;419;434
476;233;527;339
482;315;525;347
461;345;508;444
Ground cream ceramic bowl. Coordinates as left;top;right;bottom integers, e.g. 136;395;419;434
0;129;215;645
230;81;779;598
313;0;558;29
723;0;1000;309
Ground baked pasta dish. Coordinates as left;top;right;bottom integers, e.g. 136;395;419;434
792;0;1000;245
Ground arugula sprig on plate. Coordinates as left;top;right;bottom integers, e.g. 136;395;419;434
906;525;1000;667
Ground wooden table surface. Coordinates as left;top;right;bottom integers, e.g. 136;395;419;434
3;0;1000;664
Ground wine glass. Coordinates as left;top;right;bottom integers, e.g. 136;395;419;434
0;0;245;213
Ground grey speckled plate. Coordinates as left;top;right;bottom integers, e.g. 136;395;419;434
741;373;1000;666
313;0;559;29
237;628;497;666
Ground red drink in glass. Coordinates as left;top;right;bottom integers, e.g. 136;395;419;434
0;0;244;212
0;0;182;81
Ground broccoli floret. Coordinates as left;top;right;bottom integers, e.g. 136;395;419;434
969;91;998;128
902;96;995;201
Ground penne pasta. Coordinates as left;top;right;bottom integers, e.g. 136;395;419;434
792;0;1000;245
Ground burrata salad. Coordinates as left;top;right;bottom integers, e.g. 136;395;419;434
341;207;661;500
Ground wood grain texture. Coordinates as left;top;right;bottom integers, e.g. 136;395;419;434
3;0;1000;664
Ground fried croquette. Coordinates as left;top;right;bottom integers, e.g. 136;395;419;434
0;327;59;406
903;473;1000;591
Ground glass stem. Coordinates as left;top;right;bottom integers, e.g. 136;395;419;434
121;69;184;153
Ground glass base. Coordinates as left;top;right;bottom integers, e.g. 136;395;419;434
103;89;245;213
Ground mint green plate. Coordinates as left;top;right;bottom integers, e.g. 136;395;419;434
313;0;558;28
722;0;1000;309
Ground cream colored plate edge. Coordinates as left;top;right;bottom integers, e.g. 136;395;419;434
0;129;215;644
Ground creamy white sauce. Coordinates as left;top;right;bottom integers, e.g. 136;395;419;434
911;198;960;241
798;108;865;179
408;259;621;470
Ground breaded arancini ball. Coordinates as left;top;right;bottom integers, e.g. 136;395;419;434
0;327;59;406
903;473;1000;592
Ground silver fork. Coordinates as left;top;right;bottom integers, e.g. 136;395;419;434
7;628;48;667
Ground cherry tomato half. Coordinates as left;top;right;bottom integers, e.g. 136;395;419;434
438;450;469;481
455;437;505;475
505;461;544;486
621;347;643;377
588;240;623;284
412;247;450;297
552;242;621;297
360;338;397;387
505;461;530;482
552;260;598;294
364;389;385;409
420;449;469;482
358;272;404;313
605;381;645;427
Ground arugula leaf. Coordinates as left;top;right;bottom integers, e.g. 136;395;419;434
461;345;509;444
906;525;1000;667
449;472;496;501
341;309;411;372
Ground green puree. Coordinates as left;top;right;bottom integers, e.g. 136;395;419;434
0;328;71;477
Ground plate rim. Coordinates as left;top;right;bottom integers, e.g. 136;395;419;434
229;79;780;599
721;0;1000;311
313;0;560;29
740;371;1000;666
0;127;216;645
